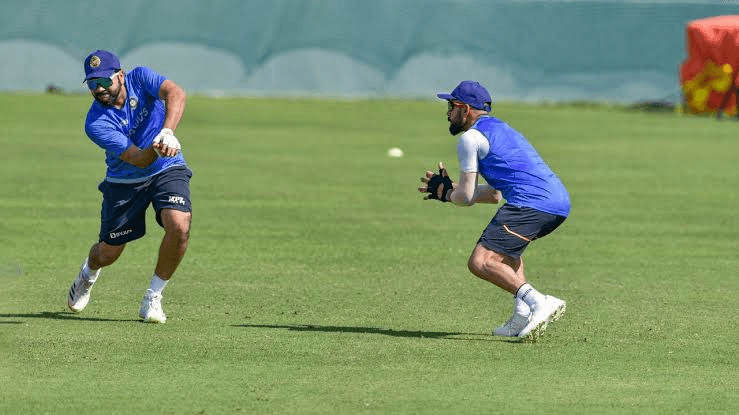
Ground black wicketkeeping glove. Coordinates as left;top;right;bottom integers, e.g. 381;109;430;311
426;169;454;202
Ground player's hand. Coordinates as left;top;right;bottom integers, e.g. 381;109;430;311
152;128;181;157
418;162;455;202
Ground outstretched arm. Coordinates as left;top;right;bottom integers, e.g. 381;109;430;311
419;163;501;205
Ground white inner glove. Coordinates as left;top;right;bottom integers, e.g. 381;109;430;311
152;128;182;156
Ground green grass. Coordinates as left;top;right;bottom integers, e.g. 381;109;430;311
1;93;737;414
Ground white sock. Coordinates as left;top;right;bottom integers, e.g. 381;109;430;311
149;274;169;295
513;296;530;316
516;283;545;309
83;258;100;283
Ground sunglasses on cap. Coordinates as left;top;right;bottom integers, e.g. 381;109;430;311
87;72;118;90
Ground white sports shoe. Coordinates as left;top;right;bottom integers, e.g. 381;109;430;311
517;295;566;341
139;289;166;323
67;262;98;312
493;312;530;337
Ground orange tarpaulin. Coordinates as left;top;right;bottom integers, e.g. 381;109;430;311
680;15;739;116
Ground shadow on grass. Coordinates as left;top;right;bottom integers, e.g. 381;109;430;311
0;311;139;322
233;323;519;343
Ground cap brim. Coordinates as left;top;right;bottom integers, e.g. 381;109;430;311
83;69;115;82
436;93;454;100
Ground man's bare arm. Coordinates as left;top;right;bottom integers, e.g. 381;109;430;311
450;172;501;206
158;79;186;132
120;144;159;168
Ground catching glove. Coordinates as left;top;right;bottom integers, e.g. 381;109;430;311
425;168;454;202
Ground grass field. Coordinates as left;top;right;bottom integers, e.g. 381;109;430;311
0;93;737;414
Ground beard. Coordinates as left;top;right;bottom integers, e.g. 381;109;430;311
448;121;464;136
448;112;465;135
94;85;120;106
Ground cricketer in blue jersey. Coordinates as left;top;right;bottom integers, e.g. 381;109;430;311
67;50;192;324
419;81;570;342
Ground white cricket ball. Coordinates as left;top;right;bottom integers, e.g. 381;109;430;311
387;147;404;158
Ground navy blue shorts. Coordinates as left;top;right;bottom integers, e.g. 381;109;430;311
98;166;192;245
478;204;566;258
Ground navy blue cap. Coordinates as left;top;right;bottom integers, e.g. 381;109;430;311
83;50;120;81
437;80;492;111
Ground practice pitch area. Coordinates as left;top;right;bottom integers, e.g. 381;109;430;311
0;94;737;414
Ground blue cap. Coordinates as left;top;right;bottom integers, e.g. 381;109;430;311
437;80;492;111
83;50;120;81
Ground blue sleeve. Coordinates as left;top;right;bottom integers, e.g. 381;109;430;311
85;117;132;157
129;67;167;99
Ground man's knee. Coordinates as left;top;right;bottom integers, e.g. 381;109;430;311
90;242;125;267
468;244;511;274
468;244;493;274
162;210;191;243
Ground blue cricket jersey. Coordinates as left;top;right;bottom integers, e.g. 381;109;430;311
84;67;187;183
473;116;570;217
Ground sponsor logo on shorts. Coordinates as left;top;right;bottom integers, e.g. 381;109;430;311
110;229;133;239
167;196;186;205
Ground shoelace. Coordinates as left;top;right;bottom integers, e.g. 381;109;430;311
148;294;163;311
